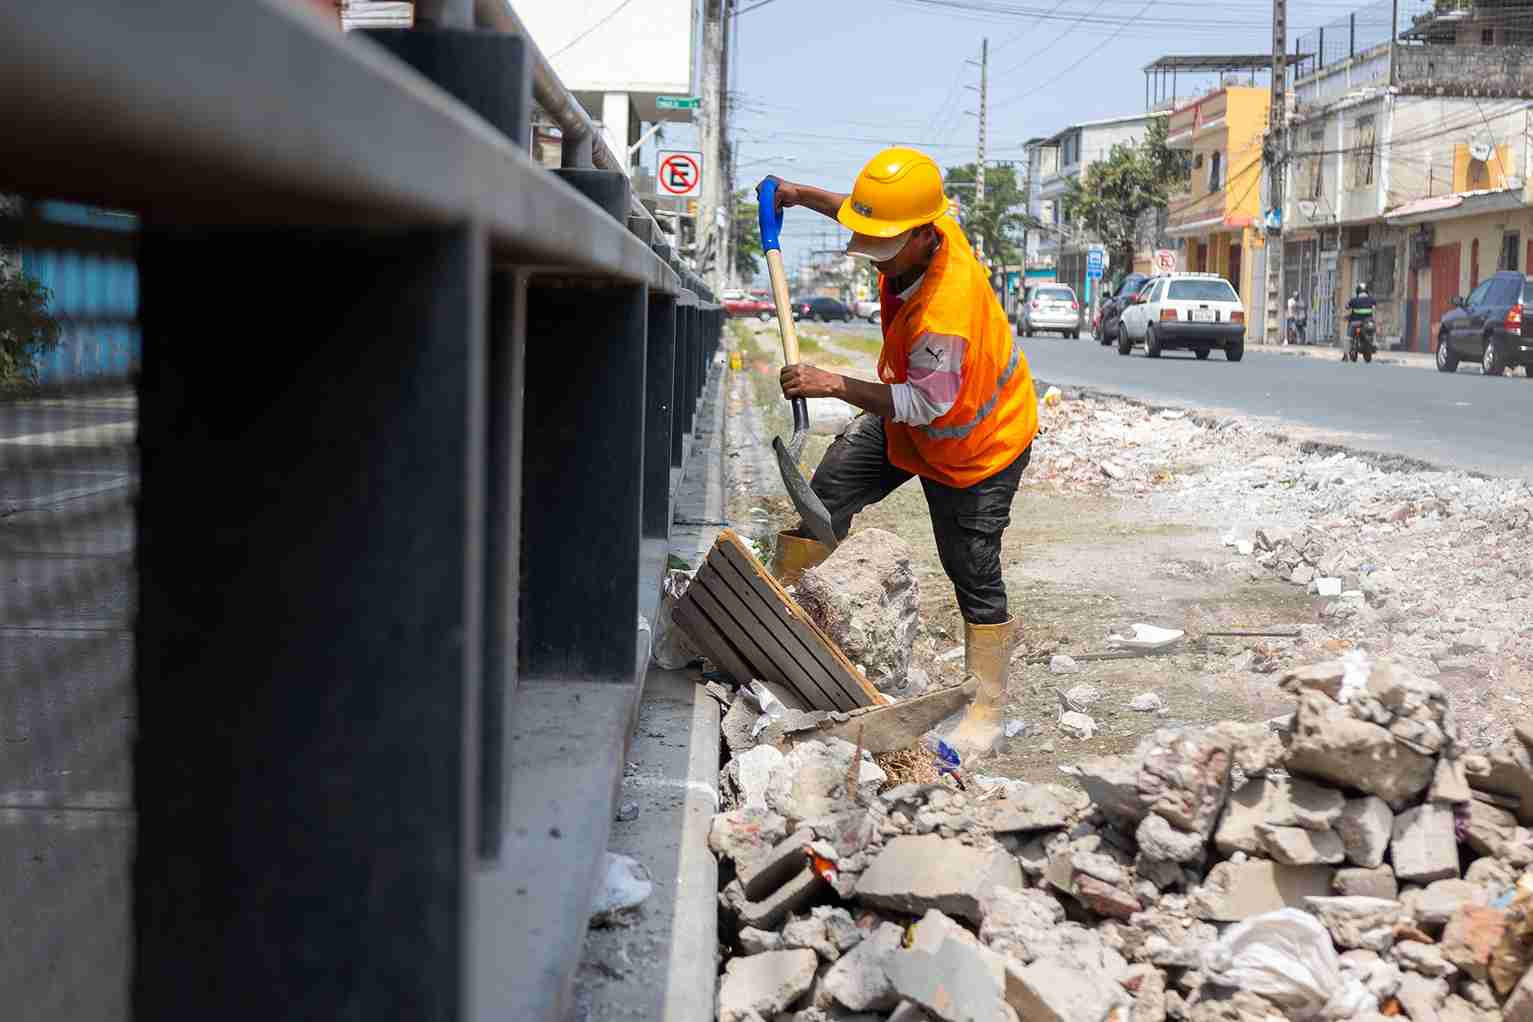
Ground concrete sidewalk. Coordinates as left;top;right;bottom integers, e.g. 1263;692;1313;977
1247;339;1441;370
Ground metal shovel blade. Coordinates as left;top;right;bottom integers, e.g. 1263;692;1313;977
774;396;838;552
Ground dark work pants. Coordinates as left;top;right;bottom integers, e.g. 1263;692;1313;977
806;413;1030;625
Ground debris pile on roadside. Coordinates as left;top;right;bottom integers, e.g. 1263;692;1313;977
708;652;1533;1022
1024;389;1533;752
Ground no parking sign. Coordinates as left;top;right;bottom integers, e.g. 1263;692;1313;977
657;149;703;199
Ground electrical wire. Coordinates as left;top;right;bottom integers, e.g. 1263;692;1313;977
548;0;640;57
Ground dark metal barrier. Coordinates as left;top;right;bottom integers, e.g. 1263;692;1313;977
0;4;721;1020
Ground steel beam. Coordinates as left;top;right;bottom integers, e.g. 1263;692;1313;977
644;295;677;539
134;224;487;1020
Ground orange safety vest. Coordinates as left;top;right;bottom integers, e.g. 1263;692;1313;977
876;216;1038;488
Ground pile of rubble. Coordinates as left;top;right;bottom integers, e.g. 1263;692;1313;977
708;653;1533;1022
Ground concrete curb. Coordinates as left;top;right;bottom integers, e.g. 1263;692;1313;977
1244;341;1431;370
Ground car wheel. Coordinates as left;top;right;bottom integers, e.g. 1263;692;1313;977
1070;331;1079;340
1146;325;1162;358
1225;338;1245;362
1195;347;1210;360
758;310;771;322
1117;329;1133;356
1436;332;1460;372
1483;334;1507;376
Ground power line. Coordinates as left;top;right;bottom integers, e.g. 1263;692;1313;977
548;0;640;57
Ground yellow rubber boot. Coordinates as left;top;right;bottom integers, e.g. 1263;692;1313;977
946;616;1017;761
770;529;832;586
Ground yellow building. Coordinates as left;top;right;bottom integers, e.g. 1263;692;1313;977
1164;87;1270;320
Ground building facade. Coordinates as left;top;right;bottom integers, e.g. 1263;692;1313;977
1032;112;1166;306
1165;86;1271;327
1279;0;1533;348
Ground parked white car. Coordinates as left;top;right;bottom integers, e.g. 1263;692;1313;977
1017;283;1081;338
1116;272;1245;361
851;298;881;324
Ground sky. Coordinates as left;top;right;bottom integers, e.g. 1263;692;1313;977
638;0;1383;258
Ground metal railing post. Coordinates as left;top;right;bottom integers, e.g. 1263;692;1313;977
644;294;677;539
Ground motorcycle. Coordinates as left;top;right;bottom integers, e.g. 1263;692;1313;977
1345;317;1376;363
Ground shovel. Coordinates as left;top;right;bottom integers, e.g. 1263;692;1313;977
757;180;839;552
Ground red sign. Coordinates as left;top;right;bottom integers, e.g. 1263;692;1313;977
657;150;702;198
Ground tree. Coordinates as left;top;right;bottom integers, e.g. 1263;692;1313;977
0;270;61;389
1061;118;1188;275
942;163;1037;269
730;189;764;283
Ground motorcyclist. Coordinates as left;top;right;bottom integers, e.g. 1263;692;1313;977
1345;282;1377;358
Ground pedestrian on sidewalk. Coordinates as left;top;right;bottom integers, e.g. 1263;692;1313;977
758;148;1039;759
1286;292;1307;345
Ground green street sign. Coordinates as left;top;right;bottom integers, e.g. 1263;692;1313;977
656;96;701;110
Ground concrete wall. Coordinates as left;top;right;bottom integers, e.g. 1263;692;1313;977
1387;97;1530;208
1396;45;1533;98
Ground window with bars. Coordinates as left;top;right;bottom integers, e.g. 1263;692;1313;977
1349;116;1376;190
1307;126;1326;200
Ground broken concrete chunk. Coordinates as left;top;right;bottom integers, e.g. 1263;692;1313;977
710;806;791;868
1503;962;1533;1021
978;886;1065;963
1335;795;1394;869
1119;910;1219;969
1303;895;1407;951
1469;736;1533;828
721;868;824;932
1439;904;1507;983
1258;824;1345;865
769;739;886;824
1392;804;1461;884
885;936;1011;1022
821;921;904;1013
1137;813;1207;864
908;908;981;954
1402;879;1487;929
1003;956;1131;1022
1189;860;1335;921
1137;728;1233;838
854;834;1023;924
1286;691;1436;805
738;827;816;901
976;784;1081;835
781;906;863;963
1395;971;1450;1022
729;744;789;809
1431;756;1472;805
1184;987;1289;1022
737;926;783;955
1463;798;1518;857
1072;873;1142;921
1070;751;1148;826
796;527;920;694
717;949;818;1022
1334;865;1398;900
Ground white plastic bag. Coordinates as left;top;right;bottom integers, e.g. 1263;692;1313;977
746;679;787;738
651;569;702;669
1201;909;1377;1020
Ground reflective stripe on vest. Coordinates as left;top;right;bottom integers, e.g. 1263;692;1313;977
919;337;1022;441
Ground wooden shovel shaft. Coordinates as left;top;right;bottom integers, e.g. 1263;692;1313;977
765;248;801;365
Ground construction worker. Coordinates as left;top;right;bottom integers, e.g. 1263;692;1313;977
759;148;1039;758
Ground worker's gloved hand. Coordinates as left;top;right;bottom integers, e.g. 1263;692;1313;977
756;175;800;215
780;363;841;400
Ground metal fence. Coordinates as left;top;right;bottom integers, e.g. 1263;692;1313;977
1294;0;1395;80
0;4;720;1021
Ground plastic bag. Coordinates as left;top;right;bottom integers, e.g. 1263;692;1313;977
651;569;702;669
590;852;653;926
746;680;787;738
1202;909;1378;1020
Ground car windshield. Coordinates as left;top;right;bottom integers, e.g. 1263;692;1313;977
1167;279;1239;302
1038;287;1074;301
1117;277;1147;296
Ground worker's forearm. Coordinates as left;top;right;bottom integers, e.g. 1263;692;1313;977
792;184;850;221
835;376;895;419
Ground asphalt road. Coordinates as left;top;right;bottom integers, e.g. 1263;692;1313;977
817;321;1533;480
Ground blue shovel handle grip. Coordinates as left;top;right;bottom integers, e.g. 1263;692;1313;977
758;178;783;253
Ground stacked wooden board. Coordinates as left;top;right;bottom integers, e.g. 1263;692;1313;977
674;531;885;712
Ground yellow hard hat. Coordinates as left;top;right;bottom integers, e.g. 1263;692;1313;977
837;147;950;239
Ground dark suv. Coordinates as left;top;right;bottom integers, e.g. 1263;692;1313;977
1437;270;1533;376
1096;272;1150;346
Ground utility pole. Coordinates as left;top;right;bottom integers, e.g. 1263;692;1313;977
699;0;725;291
1265;0;1288;343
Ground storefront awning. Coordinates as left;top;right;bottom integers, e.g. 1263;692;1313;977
1166;213;1253;237
1385;187;1522;226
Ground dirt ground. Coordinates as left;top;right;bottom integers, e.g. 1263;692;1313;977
724;320;1326;783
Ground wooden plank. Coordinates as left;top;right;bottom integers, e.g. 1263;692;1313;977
694;562;846;712
685;575;837;711
712;532;883;707
672;595;756;688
